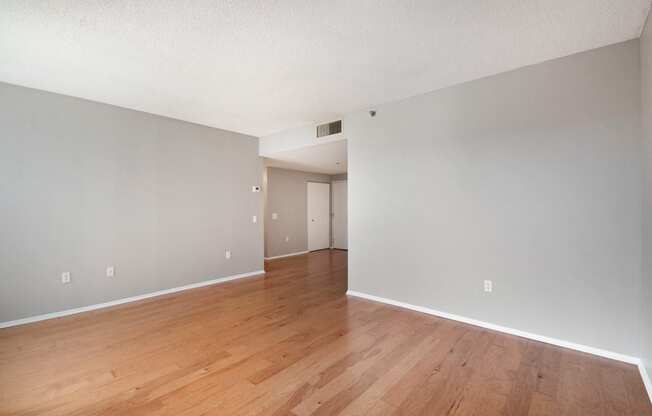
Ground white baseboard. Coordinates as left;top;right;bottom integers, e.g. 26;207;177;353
639;361;652;404
264;251;309;260
0;270;265;329
348;289;652;404
346;290;640;365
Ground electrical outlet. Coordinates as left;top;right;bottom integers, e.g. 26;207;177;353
484;280;493;292
106;266;114;277
252;215;257;223
252;185;261;192
61;272;71;284
272;213;278;220
225;249;231;260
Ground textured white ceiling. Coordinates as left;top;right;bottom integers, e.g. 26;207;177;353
264;140;347;175
1;1;651;137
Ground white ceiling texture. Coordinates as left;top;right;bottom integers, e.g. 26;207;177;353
1;1;651;138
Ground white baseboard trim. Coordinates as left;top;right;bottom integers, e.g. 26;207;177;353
0;270;265;329
346;290;640;365
264;251;309;260
639;361;652;404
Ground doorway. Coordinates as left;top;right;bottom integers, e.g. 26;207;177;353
261;139;347;260
307;182;331;251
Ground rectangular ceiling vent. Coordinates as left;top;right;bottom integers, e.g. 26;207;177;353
316;120;342;138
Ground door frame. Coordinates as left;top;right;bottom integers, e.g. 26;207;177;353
306;181;331;252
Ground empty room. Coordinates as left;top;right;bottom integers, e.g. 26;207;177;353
1;1;652;415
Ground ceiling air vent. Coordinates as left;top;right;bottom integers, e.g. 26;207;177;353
316;120;342;138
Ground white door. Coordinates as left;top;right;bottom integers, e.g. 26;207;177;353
332;180;347;249
307;182;330;251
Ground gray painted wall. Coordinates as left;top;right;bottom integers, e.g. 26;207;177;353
641;14;652;379
347;40;643;357
264;167;331;258
0;82;264;322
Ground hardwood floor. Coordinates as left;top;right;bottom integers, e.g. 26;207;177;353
0;250;650;415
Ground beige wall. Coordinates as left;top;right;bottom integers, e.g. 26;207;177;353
641;11;652;380
0;82;264;323
347;40;643;357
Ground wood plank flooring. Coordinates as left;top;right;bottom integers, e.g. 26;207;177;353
0;250;650;415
